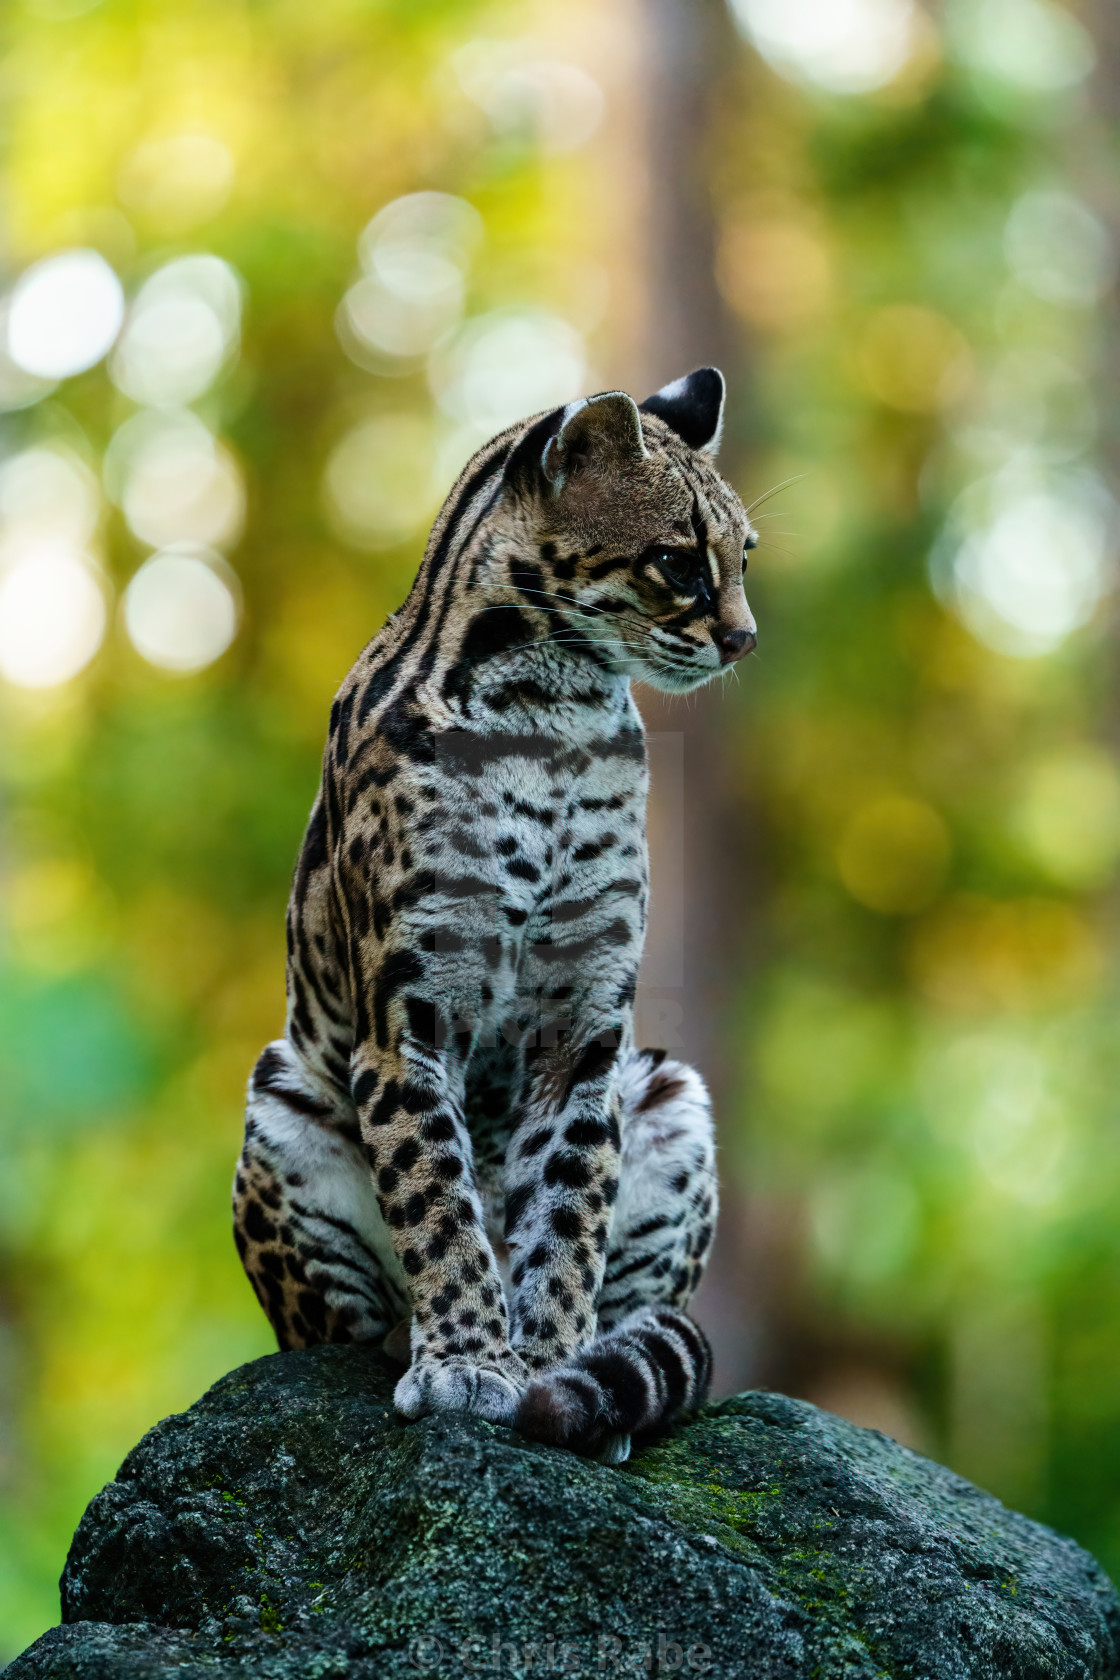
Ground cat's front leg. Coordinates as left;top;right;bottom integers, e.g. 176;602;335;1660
350;1038;528;1423
503;1027;625;1373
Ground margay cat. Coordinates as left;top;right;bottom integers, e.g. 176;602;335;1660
234;367;758;1461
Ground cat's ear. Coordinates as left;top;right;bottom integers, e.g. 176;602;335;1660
504;392;647;496
639;367;726;455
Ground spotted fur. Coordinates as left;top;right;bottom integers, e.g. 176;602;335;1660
233;368;756;1454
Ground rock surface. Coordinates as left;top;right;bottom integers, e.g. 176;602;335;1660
9;1345;1120;1679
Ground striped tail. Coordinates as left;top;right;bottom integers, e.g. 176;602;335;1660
514;1306;712;1464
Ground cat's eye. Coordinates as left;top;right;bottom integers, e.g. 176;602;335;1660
648;549;694;591
742;531;758;571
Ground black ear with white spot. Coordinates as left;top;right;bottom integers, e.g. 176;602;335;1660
639;367;726;456
504;392;647;497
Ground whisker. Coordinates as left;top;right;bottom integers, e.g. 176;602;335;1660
745;474;805;516
464;596;669;653
465;576;712;678
468;580;635;625
492;629;676;667
466;600;574;618
463;605;659;645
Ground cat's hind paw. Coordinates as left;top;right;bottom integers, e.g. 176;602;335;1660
394;1355;528;1425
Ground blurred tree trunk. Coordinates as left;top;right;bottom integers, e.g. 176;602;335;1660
612;0;762;1392
1086;0;1120;506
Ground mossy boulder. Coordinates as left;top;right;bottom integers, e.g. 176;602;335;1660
9;1345;1119;1678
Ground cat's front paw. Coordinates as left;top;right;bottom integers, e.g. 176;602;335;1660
394;1352;530;1424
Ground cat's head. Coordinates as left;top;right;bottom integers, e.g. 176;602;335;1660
500;368;757;693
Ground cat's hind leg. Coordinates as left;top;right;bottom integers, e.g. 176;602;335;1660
514;1048;717;1460
234;1039;410;1350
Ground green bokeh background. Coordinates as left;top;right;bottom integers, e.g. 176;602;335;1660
1;0;1118;1654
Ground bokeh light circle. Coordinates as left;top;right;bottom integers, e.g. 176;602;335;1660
117;132;235;231
729;0;918;94
323;413;441;549
7;250;125;379
111;255;242;407
1004;190;1115;308
123;546;239;672
0;446;100;545
0;540;107;688
451;44;604;153
950;0;1096;93
339;193;482;366
932;470;1117;657
837;795;952;915
110;411;245;550
429;309;585;433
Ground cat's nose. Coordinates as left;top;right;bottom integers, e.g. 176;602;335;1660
714;625;756;663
